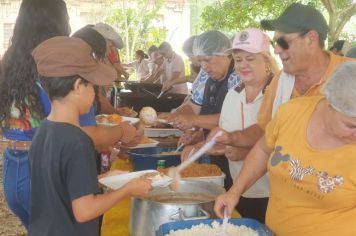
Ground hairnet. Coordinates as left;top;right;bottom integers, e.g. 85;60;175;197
321;61;356;117
182;35;197;57
192;30;231;56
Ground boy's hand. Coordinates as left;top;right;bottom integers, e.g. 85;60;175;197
124;176;152;197
98;169;128;179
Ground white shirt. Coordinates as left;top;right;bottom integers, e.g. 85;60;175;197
219;87;270;198
126;59;150;81
162;52;188;94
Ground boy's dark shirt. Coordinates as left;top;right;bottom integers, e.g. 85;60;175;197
29;119;100;236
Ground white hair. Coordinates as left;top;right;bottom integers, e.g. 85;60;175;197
321;61;356;117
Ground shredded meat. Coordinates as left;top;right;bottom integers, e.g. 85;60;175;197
161;163;222;177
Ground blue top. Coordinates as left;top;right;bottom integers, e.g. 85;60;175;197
191;69;240;106
3;82;97;141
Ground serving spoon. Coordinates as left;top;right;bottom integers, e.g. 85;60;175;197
168;131;222;191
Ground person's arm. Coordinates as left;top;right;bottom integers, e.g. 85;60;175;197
214;136;272;218
72;177;152;222
113;62;129;80
208;125;264;148
98;93;117;114
172;113;220;131
175;98;201;115
144;66;163;83
162;72;186;92
81;122;139;151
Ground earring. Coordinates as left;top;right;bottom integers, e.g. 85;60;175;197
266;67;271;74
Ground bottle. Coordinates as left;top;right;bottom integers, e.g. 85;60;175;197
157;159;166;171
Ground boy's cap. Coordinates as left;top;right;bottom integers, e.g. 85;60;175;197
32;36;116;86
261;3;328;40
93;23;124;49
225;28;270;54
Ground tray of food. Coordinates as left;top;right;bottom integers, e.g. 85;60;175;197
159;163;225;186
157;218;274;236
131;136;159;148
144;128;183;138
96;114;139;126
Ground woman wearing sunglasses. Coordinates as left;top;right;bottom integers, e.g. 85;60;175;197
215;61;356;236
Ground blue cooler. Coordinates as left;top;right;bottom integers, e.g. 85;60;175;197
156;218;274;236
128;146;181;171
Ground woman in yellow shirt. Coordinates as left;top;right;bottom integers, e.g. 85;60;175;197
214;61;356;236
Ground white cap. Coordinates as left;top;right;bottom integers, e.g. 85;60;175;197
93;23;124;49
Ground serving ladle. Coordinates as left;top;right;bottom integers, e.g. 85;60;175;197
168;131;222;191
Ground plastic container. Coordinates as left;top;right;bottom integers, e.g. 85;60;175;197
156;218;274;236
144;128;183;138
183;173;225;187
128;147;181;171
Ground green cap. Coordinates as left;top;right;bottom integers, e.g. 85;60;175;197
261;3;328;41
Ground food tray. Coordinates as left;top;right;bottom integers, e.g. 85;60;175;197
156;218;274;236
96;114;139;126
183;173;225;187
144;128;183;138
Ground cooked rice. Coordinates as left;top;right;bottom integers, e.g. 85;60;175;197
166;221;258;236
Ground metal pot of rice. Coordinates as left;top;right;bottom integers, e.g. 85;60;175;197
129;180;225;236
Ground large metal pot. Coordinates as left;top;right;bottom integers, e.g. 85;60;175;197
129;181;225;236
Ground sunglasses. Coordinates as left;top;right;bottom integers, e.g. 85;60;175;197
271;31;309;50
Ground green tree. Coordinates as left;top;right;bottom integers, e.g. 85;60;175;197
201;0;356;46
105;0;167;61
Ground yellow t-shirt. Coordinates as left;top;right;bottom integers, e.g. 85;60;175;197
258;52;353;129
264;96;356;236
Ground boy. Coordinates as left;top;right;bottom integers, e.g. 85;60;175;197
28;36;152;236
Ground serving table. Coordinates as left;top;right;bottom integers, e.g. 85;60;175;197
101;158;240;236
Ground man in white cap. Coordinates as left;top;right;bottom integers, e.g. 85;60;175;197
93;23;129;80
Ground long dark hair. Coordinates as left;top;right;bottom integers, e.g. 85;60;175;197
0;0;70;128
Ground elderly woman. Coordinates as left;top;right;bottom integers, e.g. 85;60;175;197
215;61;356;235
176;30;240;189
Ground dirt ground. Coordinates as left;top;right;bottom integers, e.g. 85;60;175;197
0;143;27;236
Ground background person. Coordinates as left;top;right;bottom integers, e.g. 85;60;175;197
158;41;188;94
93;22;129;80
73;25;135;117
329;39;352;56
123;50;150;81
346;47;356;59
215;61;356;236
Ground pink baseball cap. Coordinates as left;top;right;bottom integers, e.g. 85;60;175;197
225;28;270;54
